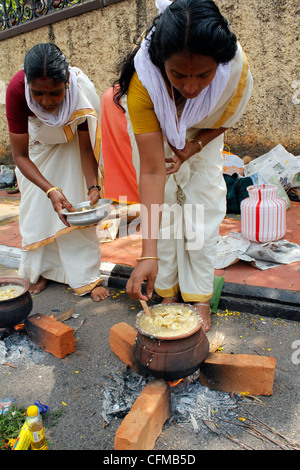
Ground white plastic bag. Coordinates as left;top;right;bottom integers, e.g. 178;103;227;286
0;165;15;186
222;151;244;176
291;156;300;188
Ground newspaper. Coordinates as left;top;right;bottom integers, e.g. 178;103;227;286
216;231;300;270
244;145;300;190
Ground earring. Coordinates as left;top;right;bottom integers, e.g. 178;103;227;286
66;82;69;88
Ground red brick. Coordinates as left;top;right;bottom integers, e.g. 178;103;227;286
109;322;276;396
200;353;276;396
25;314;75;359
109;322;139;372
114;379;170;450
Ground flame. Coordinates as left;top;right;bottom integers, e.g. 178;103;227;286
14;324;24;331
168;378;184;387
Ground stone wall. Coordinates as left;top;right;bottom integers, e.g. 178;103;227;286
217;0;300;157
0;0;299;164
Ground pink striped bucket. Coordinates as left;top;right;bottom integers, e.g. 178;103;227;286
241;184;287;242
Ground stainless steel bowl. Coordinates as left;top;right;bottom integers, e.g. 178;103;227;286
61;199;113;226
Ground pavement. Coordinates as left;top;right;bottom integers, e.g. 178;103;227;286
0;188;300;452
1;188;299;319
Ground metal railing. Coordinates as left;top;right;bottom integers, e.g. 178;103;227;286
0;0;123;40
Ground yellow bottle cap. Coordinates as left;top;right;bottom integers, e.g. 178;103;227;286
27;405;39;417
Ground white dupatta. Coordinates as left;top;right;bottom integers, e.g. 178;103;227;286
134;0;231;149
24;68;78;128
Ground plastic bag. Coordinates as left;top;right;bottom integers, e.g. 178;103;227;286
291;156;300;188
0;165;15;186
222;150;244;176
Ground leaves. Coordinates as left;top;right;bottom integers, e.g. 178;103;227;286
0;405;26;450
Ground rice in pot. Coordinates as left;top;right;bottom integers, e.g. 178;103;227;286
138;304;200;338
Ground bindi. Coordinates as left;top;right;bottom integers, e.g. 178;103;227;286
189;66;195;77
40;76;49;90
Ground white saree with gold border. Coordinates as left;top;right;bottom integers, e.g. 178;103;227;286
16;67;104;295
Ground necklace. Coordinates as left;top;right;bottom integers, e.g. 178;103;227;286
171;84;179;133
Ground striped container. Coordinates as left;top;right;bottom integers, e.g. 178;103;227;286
241;184;286;242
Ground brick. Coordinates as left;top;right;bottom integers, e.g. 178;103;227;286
109;322;139;372
200;353;276;396
109;322;276;396
114;379;170;450
25;314;75;359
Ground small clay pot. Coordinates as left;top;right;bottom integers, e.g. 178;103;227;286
0;277;32;328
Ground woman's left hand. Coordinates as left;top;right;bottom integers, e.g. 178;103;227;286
166;140;199;174
88;187;101;206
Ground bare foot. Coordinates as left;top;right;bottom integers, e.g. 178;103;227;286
91;285;109;302
29;276;47;295
193;302;211;333
161;293;181;304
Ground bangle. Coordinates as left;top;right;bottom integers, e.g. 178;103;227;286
87;185;101;195
136;256;160;262
187;137;203;152
46;187;62;198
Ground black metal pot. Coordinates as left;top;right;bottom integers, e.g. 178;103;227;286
0;277;32;328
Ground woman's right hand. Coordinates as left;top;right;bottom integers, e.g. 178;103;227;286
49;189;74;226
126;259;158;300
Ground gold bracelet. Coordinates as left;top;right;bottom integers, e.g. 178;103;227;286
46;187;62;198
136;256;160;262
196;139;203;152
187;137;203;152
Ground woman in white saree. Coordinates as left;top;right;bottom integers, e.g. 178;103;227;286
6;43;108;301
111;0;252;331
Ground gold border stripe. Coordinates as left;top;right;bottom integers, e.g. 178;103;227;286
74;278;103;295
22;225;93;251
212;49;249;129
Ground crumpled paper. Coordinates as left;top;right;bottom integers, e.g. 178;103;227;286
216;231;300;270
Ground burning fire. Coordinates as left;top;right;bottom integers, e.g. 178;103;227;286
14;324;24;331
168;378;184;387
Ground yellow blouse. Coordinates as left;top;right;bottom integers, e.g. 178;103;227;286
127;71;161;134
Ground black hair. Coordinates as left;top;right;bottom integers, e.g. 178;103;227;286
113;0;237;110
23;43;69;84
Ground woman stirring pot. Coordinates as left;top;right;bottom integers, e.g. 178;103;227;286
110;0;252;331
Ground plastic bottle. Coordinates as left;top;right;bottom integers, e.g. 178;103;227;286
26;405;48;450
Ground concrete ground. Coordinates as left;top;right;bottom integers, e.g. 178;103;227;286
0;265;299;452
0;189;299;452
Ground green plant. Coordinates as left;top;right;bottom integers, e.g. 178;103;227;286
0;405;26;450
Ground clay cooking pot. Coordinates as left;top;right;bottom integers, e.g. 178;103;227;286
0;277;33;328
133;303;210;381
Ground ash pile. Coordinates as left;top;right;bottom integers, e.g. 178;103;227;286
0;330;46;366
100;367;239;431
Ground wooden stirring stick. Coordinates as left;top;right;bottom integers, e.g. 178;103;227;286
139;299;153;317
